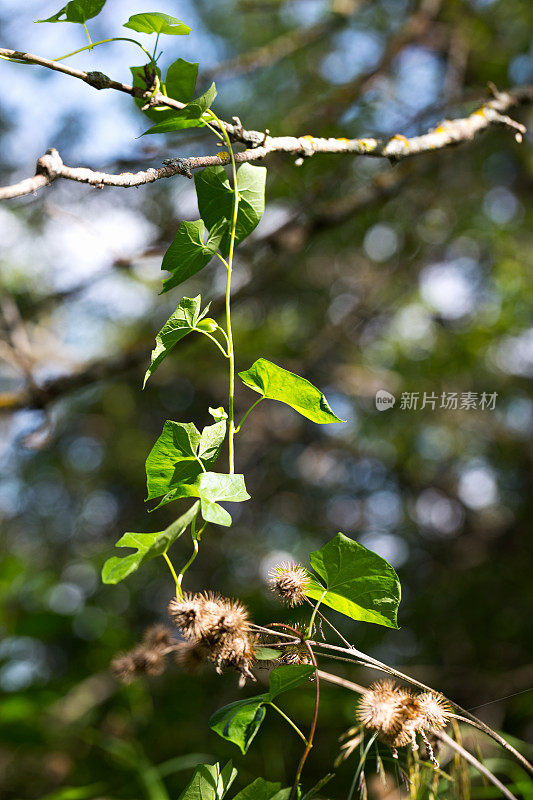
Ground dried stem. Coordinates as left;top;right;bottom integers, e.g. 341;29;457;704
436;730;519;800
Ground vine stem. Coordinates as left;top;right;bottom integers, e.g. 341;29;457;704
162;552;180;596
82;24;93;49
55;37;154;64
177;515;204;592
234;398;262;433
151;33;160;63
306;589;327;638
209;111;240;474
269;703;309;745
197;329;229;358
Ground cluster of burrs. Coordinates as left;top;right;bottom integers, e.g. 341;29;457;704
356;679;451;764
112;592;256;687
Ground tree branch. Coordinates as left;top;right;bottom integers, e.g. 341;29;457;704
0;44;530;200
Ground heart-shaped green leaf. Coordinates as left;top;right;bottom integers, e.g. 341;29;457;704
146;421;203;501
165;58;198;103
196;472;250;526
124;12;190;35
238;359;344;424
210;698;266;755
264;665;315;701
209;665;314;753
161;219;226;294
305;533;401;629
195;163;266;256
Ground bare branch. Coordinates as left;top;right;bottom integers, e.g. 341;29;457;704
436;730;519;800
0;78;530;201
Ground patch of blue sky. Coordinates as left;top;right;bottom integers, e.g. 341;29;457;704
320;28;384;85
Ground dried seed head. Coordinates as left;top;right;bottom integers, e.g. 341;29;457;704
175;641;209;672
112;645;167;682
207;594;249;639
168;593;204;639
212;633;256;683
416;692;450;732
142;624;174;649
112;651;137;683
168;593;219;639
275;620;311;665
169;590;255;683
132;645;167;676
268;562;310;606
357;680;421;748
169;592;248;643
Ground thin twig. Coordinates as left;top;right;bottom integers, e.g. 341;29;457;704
316;669;366;695
436;730;519;800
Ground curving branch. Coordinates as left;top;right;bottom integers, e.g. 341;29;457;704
0;45;530;200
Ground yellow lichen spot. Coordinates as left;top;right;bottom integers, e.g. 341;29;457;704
218;151;230;162
337;137;350;143
433;125;447;134
472;108;486;118
301;135;315;141
356;138;378;153
390;134;409;143
120;172;134;177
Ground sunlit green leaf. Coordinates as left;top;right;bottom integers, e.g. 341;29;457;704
143;295;211;386
195;472;249;526
209;406;228;422
305;533;401;629
198;420;226;464
209;666;314;753
165;58;198;103
161;219;226;294
238;359;343;424
232;778;290;800
142;83;217;135
36;0;106;23
195;163;266;256
124;12;191;35
101;502;199;584
130;59;198;123
177;761;237;800
146;421;202;501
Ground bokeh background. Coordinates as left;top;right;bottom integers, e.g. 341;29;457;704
0;0;532;798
